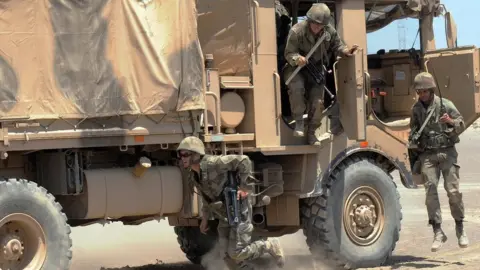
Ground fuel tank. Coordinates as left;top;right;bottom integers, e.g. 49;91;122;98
77;166;184;219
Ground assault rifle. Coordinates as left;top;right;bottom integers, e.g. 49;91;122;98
224;171;241;226
429;66;455;135
304;60;335;99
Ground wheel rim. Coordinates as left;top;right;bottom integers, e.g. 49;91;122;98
343;186;385;246
0;213;47;270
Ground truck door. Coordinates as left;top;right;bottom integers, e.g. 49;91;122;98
423;46;480;129
335;49;367;141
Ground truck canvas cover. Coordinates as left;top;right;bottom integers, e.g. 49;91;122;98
0;0;205;120
366;0;441;32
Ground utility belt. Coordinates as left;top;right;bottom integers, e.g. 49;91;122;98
420;134;455;150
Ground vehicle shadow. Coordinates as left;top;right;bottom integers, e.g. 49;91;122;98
100;254;467;270
100;261;203;270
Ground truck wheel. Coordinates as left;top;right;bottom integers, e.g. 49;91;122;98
174;222;218;264
0;178;72;270
300;156;402;269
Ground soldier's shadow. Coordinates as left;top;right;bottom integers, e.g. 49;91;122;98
386;255;465;269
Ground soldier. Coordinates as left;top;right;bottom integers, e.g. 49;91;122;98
176;136;285;269
284;3;358;145
408;72;468;252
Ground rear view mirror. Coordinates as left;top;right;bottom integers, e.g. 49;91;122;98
445;12;457;48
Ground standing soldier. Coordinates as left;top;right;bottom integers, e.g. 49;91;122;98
284;3;357;145
176;136;285;269
408;72;469;252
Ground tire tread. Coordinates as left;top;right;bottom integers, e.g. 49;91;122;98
300;156;402;269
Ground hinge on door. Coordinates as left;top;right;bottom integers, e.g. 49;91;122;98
0;125;9;146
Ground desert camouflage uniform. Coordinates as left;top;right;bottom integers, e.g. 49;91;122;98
410;95;465;222
283;13;347;144
187;154;284;269
409;88;468;251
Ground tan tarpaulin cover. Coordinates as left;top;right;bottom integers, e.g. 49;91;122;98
197;0;252;77
0;0;205;120
366;0;442;33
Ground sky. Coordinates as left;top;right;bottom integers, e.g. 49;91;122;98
366;0;480;54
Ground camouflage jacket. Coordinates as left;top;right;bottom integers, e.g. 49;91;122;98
188;154;253;220
409;95;465;148
284;20;347;68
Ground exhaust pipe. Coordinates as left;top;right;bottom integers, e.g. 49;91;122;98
252;208;265;226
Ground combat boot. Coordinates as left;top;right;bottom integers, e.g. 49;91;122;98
266;238;285;268
307;127;320;146
293;119;304;137
308;128;332;146
431;223;448;252
455;220;469;248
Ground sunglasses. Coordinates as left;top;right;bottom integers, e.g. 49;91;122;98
178;151;192;158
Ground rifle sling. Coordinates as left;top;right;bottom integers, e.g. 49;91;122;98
416;107;436;138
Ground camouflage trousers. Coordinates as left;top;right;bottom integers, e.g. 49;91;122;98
419;146;465;225
285;67;326;132
217;198;269;267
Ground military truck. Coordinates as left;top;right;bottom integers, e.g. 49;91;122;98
0;0;476;269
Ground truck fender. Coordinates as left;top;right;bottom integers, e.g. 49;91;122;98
299;143;416;199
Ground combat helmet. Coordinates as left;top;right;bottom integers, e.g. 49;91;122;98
413;72;437;90
306;3;331;25
177;136;205;155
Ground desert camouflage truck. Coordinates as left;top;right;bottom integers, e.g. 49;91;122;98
0;0;477;269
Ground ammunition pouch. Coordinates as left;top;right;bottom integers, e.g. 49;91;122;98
420;133;455;149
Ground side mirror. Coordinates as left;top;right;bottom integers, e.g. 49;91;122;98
445;12;457;48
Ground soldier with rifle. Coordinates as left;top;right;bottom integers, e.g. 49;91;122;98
283;3;358;145
176;136;285;269
408;72;468;252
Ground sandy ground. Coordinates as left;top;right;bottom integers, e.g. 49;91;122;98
70;127;480;270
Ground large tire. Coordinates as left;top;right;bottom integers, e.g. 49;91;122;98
300;156;402;269
0;178;72;269
174;222;219;264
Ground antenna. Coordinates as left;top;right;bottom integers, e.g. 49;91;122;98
398;21;407;50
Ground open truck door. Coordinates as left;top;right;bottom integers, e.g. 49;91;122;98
423;46;480;129
335;49;367;141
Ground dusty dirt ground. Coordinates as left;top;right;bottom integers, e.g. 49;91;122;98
70;126;480;270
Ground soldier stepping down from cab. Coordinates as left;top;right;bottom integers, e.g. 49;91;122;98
408;72;469;252
283;3;358;145
176;136;285;269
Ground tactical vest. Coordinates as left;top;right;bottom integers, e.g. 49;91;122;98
418;100;458;149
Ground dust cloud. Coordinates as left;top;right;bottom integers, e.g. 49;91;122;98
199;237;338;270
